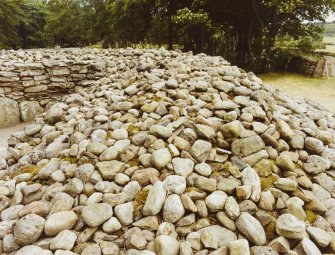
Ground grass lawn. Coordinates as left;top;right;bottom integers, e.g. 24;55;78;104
259;72;335;112
317;23;335;53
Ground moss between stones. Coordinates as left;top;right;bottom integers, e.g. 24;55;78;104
260;174;280;191
10;163;47;182
210;162;230;177
305;209;318;223
128;124;140;136
61;156;78;164
78;157;96;165
153;95;163;102
185;187;203;193
127;158;139;167
61;156;95;165
264;220;277;241
73;243;90;254
113;229;125;238
106;131;113;140
133;189;150;217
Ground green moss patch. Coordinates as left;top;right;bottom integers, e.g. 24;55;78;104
305;210;318;224
133;189;149;217
260;174;279;190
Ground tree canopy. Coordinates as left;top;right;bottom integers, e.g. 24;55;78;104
0;0;334;71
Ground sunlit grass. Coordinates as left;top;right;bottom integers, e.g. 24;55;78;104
259;72;335;112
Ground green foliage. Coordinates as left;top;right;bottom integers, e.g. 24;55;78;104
17;0;46;48
0;0;46;49
107;0;155;47
172;7;224;52
0;0;24;48
44;0;93;47
0;0;334;72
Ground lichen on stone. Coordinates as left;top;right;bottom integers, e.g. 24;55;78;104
305;209;318;223
128;124;140;136
264;220;277;241
61;156;78;164
10;163;46;182
133;189;150;217
260;174;280;190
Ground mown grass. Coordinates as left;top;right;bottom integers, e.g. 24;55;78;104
259;72;335;112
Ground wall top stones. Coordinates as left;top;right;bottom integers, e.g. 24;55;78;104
0;48;118;102
0;47;231;127
0;47;230;102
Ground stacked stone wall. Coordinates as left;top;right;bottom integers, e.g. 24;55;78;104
0;48;111;102
288;56;318;76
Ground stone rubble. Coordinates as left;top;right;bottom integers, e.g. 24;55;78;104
0;48;334;254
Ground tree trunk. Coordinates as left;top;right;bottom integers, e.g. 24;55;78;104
168;18;173;50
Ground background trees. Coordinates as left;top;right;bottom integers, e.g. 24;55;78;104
0;0;334;72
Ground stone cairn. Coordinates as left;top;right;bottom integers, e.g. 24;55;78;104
0;48;116;127
0;48;334;255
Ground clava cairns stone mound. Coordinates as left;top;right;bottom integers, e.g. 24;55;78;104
0;48;334;255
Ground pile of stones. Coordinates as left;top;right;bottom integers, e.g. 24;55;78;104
0;48;334;255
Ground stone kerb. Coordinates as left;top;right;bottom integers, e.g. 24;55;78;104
0;48;109;127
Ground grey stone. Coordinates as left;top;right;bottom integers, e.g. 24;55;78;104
236;212;266;245
198;225;237;249
82;203;113;227
19;101;43;122
231;136;264;157
0;97;20;128
276;213;306;240
14;213;45;245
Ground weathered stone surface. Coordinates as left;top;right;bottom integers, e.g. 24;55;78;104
198;225;237;249
0;97;20;128
44;211;78;236
294;237;322;255
190;140;212;162
19;100;43;122
236;212;266;245
96;160;125;180
276;214;306;240
14;213;45;245
231;136;264;157
152;148;172;169
16;245;52;255
81;203;113;227
155;235;179;255
50;230;77;250
143;181;166;216
163;194;185;223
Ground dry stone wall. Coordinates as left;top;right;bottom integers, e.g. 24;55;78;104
288;56;318;76
0;48;110;102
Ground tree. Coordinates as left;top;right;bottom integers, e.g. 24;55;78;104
205;0;333;69
0;0;23;48
17;0;46;48
44;0;92;47
108;0;155;47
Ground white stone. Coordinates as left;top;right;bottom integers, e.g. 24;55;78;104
163;175;186;194
163;194;185;223
155;235;179;255
172;158;194;178
50;230;77;250
143;181;166;216
44;211;78;236
152;148;172;169
205;191;228;212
